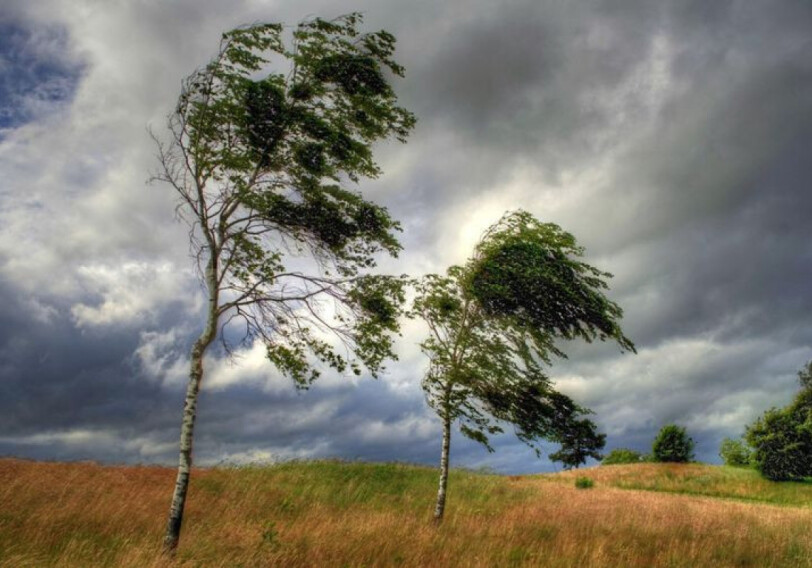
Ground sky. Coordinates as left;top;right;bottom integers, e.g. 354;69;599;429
1;0;811;474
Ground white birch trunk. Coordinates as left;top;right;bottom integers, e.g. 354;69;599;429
163;255;218;553
433;410;452;523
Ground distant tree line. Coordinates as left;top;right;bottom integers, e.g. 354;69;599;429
602;423;694;465
601;364;812;483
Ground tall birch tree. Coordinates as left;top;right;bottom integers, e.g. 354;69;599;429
411;211;634;522
152;14;414;552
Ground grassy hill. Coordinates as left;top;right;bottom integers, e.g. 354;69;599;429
1;458;810;567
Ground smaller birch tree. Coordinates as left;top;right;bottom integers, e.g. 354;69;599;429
411;211;634;522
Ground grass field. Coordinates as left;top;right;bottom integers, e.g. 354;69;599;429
1;458;811;567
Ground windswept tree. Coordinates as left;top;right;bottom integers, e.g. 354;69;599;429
411;211;634;522
152;14;415;552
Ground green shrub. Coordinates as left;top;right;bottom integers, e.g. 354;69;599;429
745;361;812;481
574;476;594;489
602;448;646;465
746;407;812;481
652;424;694;463
719;437;752;467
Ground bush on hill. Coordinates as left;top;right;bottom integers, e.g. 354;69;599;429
602;448;647;465
652;425;694;463
747;407;812;481
719;437;752;467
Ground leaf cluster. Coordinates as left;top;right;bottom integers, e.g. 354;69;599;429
154;14;415;386
467;211;634;352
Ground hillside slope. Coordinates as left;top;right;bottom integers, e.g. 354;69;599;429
1;458;810;567
549;462;812;507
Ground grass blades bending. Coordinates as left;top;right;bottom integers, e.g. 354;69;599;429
1;459;811;567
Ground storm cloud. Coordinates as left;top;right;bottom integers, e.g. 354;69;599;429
1;0;811;473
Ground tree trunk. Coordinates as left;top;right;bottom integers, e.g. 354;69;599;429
163;256;219;554
433;410;452;523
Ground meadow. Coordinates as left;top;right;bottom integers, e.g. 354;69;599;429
1;458;810;567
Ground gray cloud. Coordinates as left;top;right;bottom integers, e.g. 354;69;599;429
1;0;811;474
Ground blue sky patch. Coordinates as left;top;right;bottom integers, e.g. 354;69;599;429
0;21;83;131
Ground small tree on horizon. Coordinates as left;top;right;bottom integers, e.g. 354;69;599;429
719;437;752;467
549;414;606;469
652;424;694;463
411;211;634;523
152;14;415;552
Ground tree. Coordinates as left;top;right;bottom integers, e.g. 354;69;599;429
746;361;812;481
152;14;415;552
601;448;647;465
411;210;634;522
651;424;694;463
746;408;811;480
549;414;606;470
718;437;752;467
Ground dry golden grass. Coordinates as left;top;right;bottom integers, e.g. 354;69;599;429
1;458;810;567
549;462;812;507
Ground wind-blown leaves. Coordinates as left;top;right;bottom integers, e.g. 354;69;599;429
413;210;635;464
156;13;415;381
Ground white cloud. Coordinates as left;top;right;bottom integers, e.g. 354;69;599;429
134;328;190;388
71;261;199;327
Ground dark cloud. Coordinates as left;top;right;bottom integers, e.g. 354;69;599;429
1;0;811;475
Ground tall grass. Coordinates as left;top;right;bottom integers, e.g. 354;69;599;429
551;463;812;507
1;458;811;567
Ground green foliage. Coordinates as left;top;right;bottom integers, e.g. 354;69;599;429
747;408;812;481
718;437;752;468
549;416;606;469
411;210;632;457
602;448;647;465
798;360;812;391
466;211;635;352
746;361;812;482
259;520;281;550
652;425;694;463
574;476;594;489
155;13;415;383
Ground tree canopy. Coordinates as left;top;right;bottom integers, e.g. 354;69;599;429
651;424;694;463
155;15;416;383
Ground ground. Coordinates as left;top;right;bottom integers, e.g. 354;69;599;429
1;458;810;567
